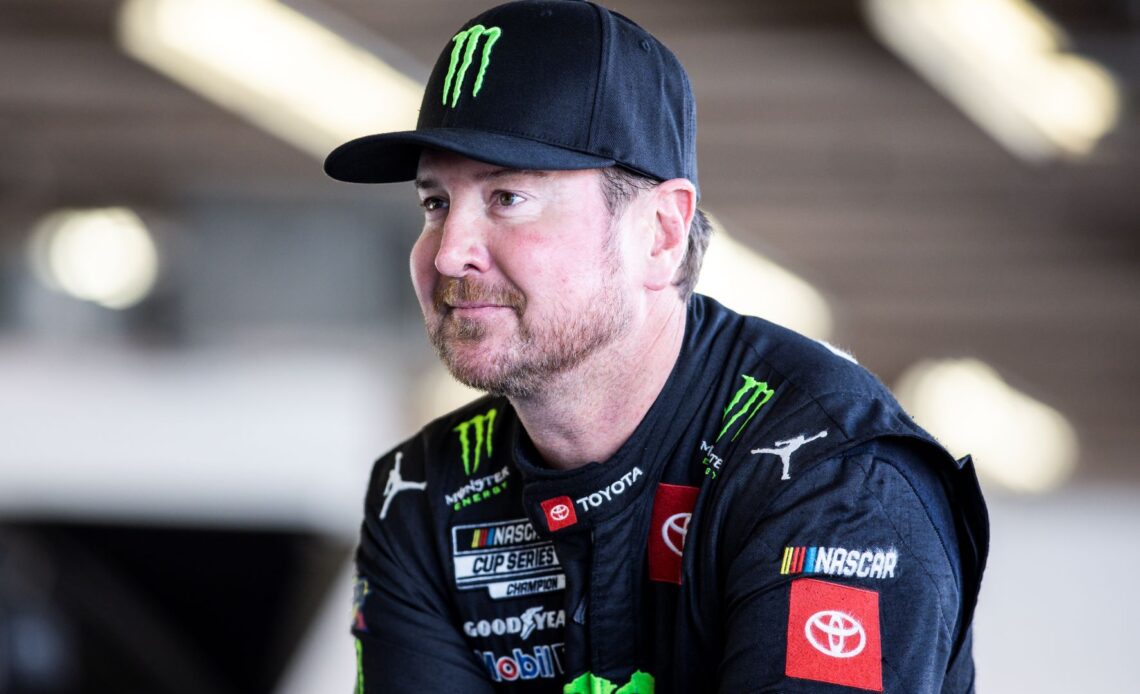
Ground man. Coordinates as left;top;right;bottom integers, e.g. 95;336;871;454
325;1;988;692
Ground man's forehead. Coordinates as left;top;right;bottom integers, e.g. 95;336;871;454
415;150;562;189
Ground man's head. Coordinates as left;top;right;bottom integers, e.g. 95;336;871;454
324;0;706;396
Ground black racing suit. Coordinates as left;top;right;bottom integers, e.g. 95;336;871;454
351;294;989;693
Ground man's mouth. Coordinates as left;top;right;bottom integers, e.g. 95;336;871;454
448;301;509;310
448;303;515;318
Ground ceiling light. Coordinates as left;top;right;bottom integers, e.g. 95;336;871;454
696;219;834;341
895;358;1078;493
29;207;160;310
117;0;422;159
864;0;1120;161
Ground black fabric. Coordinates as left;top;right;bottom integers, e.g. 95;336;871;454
352;295;989;692
324;0;699;196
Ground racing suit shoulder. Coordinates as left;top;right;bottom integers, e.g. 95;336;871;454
352;396;513;694
709;437;973;693
683;298;985;691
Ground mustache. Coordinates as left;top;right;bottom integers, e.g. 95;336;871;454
433;278;526;312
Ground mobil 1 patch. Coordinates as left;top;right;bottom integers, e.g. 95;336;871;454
452;518;566;600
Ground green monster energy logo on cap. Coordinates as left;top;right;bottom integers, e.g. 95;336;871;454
564;670;655;693
454;408;497;475
717;374;776;442
442;24;503;108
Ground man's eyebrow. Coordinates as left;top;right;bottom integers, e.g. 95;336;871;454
476;168;549;182
415;169;549;190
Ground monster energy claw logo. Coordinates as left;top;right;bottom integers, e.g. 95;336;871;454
564;670;655;694
443;24;502;108
718;374;775;442
454;408;497;475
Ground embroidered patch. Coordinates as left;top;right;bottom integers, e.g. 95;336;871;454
786;578;882;691
378;452;426;520
540;496;578;532
647;483;700;584
751;429;828;481
780;546;898;579
451;518;565;600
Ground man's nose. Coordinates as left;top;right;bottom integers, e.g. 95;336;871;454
434;205;491;278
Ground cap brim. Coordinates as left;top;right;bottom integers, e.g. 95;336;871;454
324;129;616;183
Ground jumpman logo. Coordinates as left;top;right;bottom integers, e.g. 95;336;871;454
751;430;829;480
380;452;427;520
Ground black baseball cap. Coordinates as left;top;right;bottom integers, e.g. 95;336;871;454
324;0;698;197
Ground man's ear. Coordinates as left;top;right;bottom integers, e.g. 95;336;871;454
644;178;697;291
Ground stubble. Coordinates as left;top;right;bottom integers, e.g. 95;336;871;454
428;256;630;399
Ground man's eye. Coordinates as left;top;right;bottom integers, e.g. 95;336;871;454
494;192;523;207
421;197;447;212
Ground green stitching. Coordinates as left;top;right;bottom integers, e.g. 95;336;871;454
563;670;655;694
471;28;501;97
717;375;775;442
454;408;497;475
355;637;364;694
442;25;502;107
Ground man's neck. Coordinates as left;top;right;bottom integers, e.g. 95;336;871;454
510;300;688;470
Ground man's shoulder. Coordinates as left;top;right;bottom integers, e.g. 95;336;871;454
692;294;893;411
378;394;513;465
692;296;936;470
688;296;958;516
420;394;513;448
365;395;513;492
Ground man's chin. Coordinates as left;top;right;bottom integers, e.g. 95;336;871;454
442;361;524;398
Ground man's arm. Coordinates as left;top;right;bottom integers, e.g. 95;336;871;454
716;438;975;693
352;448;495;693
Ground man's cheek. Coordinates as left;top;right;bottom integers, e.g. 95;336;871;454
410;238;441;313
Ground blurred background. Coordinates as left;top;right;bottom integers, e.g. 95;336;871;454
1;0;1137;691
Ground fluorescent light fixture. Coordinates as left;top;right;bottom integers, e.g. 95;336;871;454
864;0;1120;161
29;207;160;310
696;218;834;341
117;0;422;159
895;358;1079;493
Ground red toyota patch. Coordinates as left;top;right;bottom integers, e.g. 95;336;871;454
647;483;700;584
786;578;882;691
540;496;577;531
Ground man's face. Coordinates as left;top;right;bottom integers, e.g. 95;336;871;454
410;151;635;399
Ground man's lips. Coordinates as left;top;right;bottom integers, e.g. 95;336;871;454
448;302;510;310
445;303;517;316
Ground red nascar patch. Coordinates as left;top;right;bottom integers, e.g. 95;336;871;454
785;578;883;691
647;483;699;584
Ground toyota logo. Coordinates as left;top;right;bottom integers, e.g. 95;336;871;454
661;512;691;557
805;610;866;658
549;504;570;522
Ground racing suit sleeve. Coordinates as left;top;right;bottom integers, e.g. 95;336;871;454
352;448;495;694
716;438;973;693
